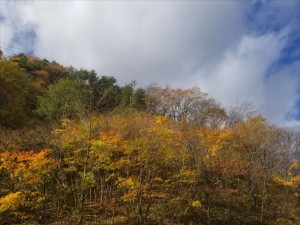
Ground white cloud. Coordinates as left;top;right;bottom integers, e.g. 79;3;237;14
1;1;244;85
264;61;300;129
193;33;299;129
194;33;284;105
0;1;36;54
0;0;299;129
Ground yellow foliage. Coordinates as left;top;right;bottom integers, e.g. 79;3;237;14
273;176;293;187
91;140;104;149
273;175;300;187
61;118;71;127
36;196;46;203
190;200;202;208
174;168;197;184
0;192;25;213
117;177;137;190
273;161;300;188
289;160;299;170
53;128;65;134
0;149;55;185
107;158;131;170
156;116;169;125
198;128;235;158
291;176;300;183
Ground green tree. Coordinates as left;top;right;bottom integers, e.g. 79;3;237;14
36;78;86;120
119;83;134;108
69;70;121;111
92;75;121;111
0;60;30;127
131;88;146;109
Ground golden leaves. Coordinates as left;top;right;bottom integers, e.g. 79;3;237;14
190;200;202;208
289;160;299;170
273;160;300;188
155;115;169;125
273;176;294;187
0;149;55;184
198;128;236;158
0;192;25;213
117;177;138;191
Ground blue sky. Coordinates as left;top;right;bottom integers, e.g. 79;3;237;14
0;0;299;130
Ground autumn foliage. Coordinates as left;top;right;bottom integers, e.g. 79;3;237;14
0;53;300;225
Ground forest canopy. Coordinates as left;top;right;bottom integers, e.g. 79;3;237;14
0;53;299;225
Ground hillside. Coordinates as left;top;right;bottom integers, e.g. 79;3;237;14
0;53;300;225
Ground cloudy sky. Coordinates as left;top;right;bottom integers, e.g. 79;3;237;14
0;0;299;129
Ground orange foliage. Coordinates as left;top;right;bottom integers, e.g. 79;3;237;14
0;149;56;185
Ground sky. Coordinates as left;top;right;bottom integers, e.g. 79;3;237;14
0;0;299;130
